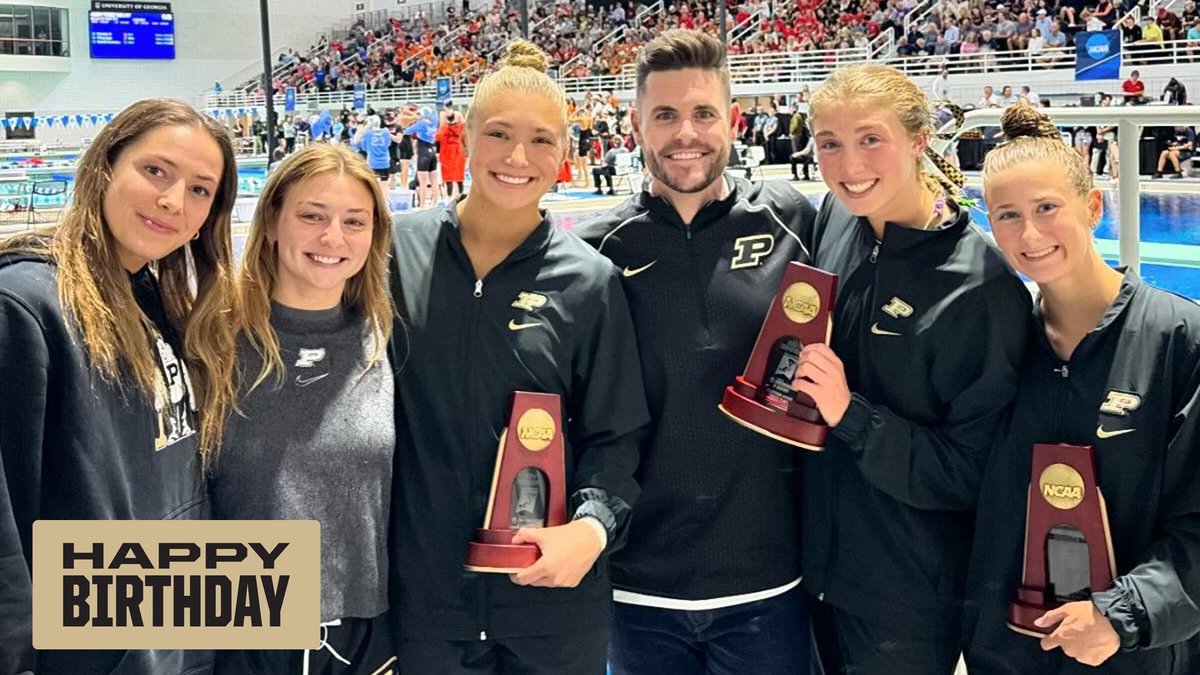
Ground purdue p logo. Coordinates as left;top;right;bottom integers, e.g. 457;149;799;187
1099;391;1142;416
881;297;914;318
511;292;548;312
294;348;326;368
731;235;774;270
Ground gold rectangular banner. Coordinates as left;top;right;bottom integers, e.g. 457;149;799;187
32;520;320;650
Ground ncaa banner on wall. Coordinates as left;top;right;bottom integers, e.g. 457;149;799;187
436;77;451;106
1075;30;1121;81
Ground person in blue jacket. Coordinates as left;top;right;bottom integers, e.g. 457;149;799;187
352;114;395;184
400;107;441;207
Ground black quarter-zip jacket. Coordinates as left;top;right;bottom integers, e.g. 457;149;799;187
964;269;1200;674
801;195;1033;633
575;177;817;600
388;205;650;641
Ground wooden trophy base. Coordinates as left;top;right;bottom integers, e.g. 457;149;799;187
464;528;541;574
1007;586;1058;637
718;376;827;451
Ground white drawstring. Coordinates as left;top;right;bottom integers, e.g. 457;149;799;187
302;619;353;675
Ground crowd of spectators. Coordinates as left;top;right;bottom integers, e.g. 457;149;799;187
234;0;1200;100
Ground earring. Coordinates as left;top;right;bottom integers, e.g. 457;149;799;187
192;231;200;241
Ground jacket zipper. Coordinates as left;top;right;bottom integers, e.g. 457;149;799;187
870;241;879;263
684;224;712;343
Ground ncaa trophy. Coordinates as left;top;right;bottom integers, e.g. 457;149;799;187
465;392;568;573
719;262;838;451
1008;443;1116;636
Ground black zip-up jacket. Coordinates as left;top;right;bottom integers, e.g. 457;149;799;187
575;178;816;600
0;254;213;675
388;205;650;641
801;195;1032;634
964;269;1200;674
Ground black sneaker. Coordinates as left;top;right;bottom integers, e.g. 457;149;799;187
1154;172;1163;178
1171;172;1184;179
593;189;603;195
606;189;616;195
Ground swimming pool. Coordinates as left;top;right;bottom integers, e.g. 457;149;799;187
7;160;1199;298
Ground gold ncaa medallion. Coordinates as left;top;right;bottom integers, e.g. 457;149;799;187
781;282;820;324
516;408;556;451
1039;463;1085;510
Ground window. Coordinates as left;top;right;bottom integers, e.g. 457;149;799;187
0;5;68;56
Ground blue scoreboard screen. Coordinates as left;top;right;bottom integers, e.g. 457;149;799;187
88;11;175;59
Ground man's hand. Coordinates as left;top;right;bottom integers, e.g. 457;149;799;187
1036;601;1121;667
509;520;605;588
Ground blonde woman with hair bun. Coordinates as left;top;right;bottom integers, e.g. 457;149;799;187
963;103;1200;674
798;63;1034;675
388;39;649;674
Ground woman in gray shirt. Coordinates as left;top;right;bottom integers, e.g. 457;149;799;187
213;143;397;675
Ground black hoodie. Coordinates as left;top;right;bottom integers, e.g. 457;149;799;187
800;195;1032;635
0;253;212;675
388;205;650;641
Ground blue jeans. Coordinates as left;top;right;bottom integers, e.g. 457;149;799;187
609;585;812;675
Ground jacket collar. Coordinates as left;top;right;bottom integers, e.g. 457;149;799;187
1033;266;1141;338
869;202;971;251
634;175;747;233
438;196;555;263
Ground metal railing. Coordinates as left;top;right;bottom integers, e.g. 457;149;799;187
903;0;939;35
940;105;1200;272
198;37;1199;112
886;37;1198;77
868;30;895;60
729;5;767;44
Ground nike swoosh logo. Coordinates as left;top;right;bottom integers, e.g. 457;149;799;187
295;373;329;387
622;261;657;277
1096;425;1135;439
870;322;902;336
508;320;542;331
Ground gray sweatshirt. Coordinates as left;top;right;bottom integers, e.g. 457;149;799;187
213;302;393;622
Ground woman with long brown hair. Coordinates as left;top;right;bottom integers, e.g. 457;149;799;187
212;143;396;675
0;97;238;675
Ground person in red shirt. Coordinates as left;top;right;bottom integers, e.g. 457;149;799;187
1122;70;1147;104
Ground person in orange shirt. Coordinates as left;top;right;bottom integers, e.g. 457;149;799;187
436;104;467;200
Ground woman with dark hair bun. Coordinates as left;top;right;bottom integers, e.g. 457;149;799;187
963;103;1200;674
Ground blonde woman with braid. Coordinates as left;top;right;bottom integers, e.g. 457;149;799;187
0;98;237;675
388;39;648;674
212;143;396;675
963;105;1200;674
797;64;1033;675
